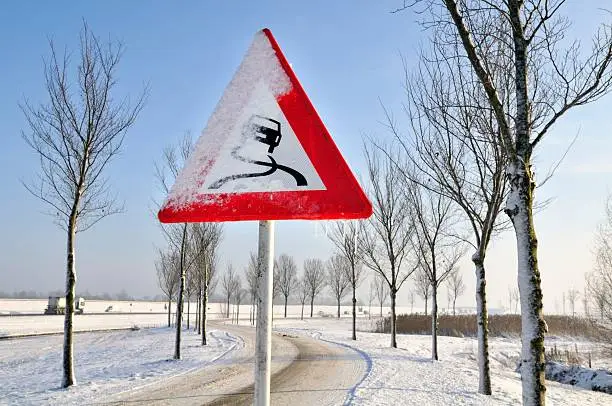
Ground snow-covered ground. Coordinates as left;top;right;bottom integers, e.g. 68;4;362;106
0;327;240;405
270;318;612;405
2;314;610;405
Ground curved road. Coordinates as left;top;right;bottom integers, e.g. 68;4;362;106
106;322;366;406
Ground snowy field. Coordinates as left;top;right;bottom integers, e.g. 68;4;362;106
0;298;482;318
0;327;241;405
271;318;612;405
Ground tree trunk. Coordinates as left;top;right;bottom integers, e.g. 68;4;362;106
236;303;240;323
62;218;77;388
202;281;208;346
226;297;230;318
187;299;190;330
379;301;383;317
167;299;171;328
301;301;305;320
196;289;201;333
390;289;397;348
284;295;288;318
453;298;456;316
174;225;187;360
352;285;357;340
431;283;438;361
474;256;492;395
337;298;341;318
310;296;314;317
425;295;428;316
506;158;546;405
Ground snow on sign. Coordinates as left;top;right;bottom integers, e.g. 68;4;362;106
158;28;372;223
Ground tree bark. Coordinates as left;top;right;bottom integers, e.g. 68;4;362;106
310;296;314;317
202;281;208;345
187;299;190;330
390;290;397;348
196;289;201;333
474;256;492;395
284;296;288;318
174;225;187;360
62;216;77;388
506;159;546;405
431;283;438;361
301;301;305;320
506;2;547;400
167;299;171;328
337;298;341;318
425;296;428;316
352;288;357;340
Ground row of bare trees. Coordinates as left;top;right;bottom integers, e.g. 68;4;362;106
217;252;364;324
586;196;612;323
384;1;612;403
155;135;224;358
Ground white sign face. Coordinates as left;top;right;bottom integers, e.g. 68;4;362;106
202;80;326;194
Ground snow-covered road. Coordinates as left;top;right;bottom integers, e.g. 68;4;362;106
112;321;368;406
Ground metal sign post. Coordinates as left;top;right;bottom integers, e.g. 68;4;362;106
254;220;275;406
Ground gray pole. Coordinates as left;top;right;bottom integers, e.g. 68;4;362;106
254;220;274;405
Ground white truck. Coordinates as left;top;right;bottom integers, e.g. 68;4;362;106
44;296;85;315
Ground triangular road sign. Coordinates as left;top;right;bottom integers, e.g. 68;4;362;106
158;28;372;223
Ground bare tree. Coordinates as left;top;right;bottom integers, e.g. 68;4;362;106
21;23;145;387
408;180;464;361
277;254;298;318
191;222;222;344
360;142;418;348
385;20;509;392
185;262;196;330
233;282;244;324
400;1;612;402
155;135;194;360
368;281;376;319
446;269;466;316
582;286;590;319
588;195;612;323
326;254;351;318
156;248;179;327
373;274;388;317
415;268;431;316
297;277;310;320
304;258;326;317
222;264;239;318
326;220;364;339
566;288;580;318
508;286;520;314
245;252;259;325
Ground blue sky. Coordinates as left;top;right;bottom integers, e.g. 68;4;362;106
1;1;611;311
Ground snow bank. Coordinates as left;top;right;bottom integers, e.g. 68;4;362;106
546;361;612;394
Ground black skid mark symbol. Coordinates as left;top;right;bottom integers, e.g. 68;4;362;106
208;154;307;190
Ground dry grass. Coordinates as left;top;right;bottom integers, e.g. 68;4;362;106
375;314;610;341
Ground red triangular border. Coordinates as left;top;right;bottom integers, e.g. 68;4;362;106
158;28;372;223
